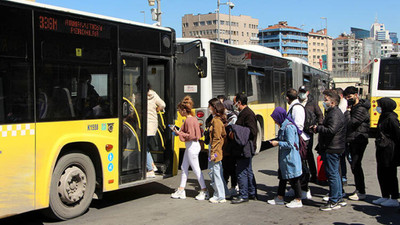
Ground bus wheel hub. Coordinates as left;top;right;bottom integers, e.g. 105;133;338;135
58;166;87;204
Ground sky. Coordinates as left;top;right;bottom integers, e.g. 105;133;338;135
36;0;400;39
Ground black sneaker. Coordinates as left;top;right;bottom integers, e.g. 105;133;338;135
320;201;341;211
338;199;347;207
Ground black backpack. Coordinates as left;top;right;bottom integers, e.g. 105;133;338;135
288;103;316;135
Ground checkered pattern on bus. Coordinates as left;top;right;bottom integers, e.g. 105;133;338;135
0;124;35;137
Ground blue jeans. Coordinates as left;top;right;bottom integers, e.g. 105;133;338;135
321;152;343;203
208;160;228;200
146;136;154;171
236;157;256;199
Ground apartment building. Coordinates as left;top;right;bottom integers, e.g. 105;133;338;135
308;28;332;71
332;33;363;73
258;21;308;59
182;13;259;45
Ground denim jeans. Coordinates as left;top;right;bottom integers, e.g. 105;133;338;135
236;157;256;199
146;136;155;171
208;160;228;200
321;152;342;203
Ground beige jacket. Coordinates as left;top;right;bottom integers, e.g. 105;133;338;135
147;90;165;136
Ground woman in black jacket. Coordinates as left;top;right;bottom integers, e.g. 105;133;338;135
373;97;400;207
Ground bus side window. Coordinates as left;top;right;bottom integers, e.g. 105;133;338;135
237;68;246;94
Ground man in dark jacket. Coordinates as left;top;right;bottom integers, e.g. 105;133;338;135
231;93;258;204
298;85;323;182
313;89;347;211
343;86;370;201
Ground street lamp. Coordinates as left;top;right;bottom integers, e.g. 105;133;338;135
320;17;328;70
140;11;145;23
217;0;235;44
148;0;161;26
300;24;305;60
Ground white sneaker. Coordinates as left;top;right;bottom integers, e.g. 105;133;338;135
285;188;295;197
195;190;209;200
322;195;329;202
381;199;399;207
171;189;186;199
153;165;158;172
146;171;156;178
209;197;226;203
267;197;285;205
301;190;312;200
286;199;303;208
348;191;366;201
372;197;389;205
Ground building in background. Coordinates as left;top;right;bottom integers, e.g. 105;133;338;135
394;43;400;52
258;21;308;60
332;33;363;73
362;39;381;66
351;27;370;39
182;13;259;45
308;28;332;71
370;22;390;41
389;32;398;44
381;41;394;56
331;33;363;89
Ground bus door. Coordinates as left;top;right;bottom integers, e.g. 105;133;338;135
273;70;287;109
0;5;35;216
120;55;172;184
120;56;146;183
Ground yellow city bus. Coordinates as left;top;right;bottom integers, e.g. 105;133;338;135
0;0;177;220
368;53;400;128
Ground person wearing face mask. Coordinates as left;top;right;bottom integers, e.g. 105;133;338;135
343;86;370;201
268;107;303;208
373;97;400;207
230;93;258;204
285;88;312;200
298;86;323;183
204;98;220;146
312;89;347;211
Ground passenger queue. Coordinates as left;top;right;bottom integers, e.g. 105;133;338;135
170;86;400;211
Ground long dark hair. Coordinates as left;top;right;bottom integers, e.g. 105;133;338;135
214;102;227;124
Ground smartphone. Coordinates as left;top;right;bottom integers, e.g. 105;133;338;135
168;124;180;131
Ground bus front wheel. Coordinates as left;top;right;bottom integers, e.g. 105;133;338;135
46;153;96;220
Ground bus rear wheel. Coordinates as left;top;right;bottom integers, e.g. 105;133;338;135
46;153;96;220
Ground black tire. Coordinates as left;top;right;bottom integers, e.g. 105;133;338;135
46;153;96;220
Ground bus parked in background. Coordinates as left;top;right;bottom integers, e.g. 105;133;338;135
0;0;176;220
368;52;400;128
175;38;329;169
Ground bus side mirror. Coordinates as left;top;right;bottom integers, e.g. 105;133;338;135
195;56;207;78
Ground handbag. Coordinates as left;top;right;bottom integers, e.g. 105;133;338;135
375;130;396;166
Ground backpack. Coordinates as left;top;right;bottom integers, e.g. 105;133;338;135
294;135;308;160
288;103;316;135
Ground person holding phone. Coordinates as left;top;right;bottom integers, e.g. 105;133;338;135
170;96;209;200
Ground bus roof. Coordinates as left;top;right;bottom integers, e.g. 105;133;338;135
176;38;284;58
5;0;173;32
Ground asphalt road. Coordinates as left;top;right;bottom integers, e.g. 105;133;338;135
2;138;400;225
